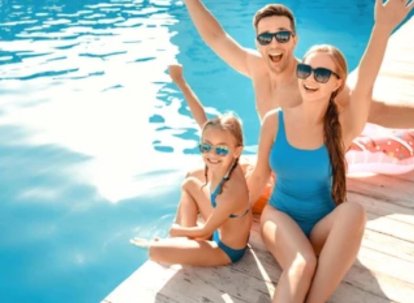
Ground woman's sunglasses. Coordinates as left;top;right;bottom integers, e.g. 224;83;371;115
199;143;230;157
296;63;340;84
256;30;294;45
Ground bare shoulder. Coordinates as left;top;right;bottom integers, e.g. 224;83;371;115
219;168;249;204
262;108;280;132
245;49;267;74
335;84;351;111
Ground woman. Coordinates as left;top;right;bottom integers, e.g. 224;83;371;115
132;114;252;266
248;0;413;302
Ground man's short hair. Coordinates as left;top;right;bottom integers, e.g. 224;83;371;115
253;4;296;33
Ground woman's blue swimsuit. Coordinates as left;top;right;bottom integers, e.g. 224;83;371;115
210;178;249;263
268;110;335;237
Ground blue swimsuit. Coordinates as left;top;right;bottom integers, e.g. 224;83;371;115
268;110;335;237
210;178;249;263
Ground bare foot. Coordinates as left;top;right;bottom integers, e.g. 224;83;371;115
129;237;151;248
129;237;160;248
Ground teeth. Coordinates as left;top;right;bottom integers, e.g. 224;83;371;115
304;84;318;91
269;51;282;56
208;159;220;164
269;53;282;63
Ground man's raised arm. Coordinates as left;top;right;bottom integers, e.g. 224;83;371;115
184;0;256;77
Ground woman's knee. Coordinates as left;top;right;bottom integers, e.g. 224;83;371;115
340;202;366;228
329;202;367;240
260;207;279;241
288;253;317;281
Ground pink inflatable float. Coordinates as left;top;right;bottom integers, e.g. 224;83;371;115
346;124;414;175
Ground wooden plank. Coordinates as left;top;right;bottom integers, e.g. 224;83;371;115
347;176;414;209
351;248;414;303
330;282;395;303
104;233;279;303
361;229;414;263
364;213;414;243
348;192;414;225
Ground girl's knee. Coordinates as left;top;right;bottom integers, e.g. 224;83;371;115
181;176;201;191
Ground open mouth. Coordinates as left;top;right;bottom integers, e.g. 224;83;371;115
207;158;221;165
303;83;318;92
269;52;283;63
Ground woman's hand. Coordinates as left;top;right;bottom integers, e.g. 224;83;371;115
375;0;414;33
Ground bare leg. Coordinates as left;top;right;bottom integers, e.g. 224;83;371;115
174;184;199;227
306;202;366;303
174;176;212;228
149;237;230;266
261;206;317;303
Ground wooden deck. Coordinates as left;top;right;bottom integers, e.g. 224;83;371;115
102;171;414;303
102;17;414;303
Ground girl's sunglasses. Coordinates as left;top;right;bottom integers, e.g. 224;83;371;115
256;30;294;45
296;63;340;84
198;143;230;157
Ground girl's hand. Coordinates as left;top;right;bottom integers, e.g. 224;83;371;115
168;64;184;83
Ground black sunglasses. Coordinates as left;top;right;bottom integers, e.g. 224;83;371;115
256;30;294;45
296;63;340;84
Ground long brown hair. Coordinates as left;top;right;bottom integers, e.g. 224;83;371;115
201;113;244;193
253;4;296;33
304;45;348;205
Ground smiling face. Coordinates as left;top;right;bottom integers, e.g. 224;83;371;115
298;51;344;103
256;15;297;74
200;126;242;171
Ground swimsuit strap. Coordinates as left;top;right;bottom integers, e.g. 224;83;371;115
210;159;237;207
210;177;226;208
229;208;250;218
210;160;249;218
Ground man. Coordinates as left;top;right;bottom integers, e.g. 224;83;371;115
183;1;414;127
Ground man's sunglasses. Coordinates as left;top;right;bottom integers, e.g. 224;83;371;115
296;63;340;84
199;143;230;157
256;30;294;45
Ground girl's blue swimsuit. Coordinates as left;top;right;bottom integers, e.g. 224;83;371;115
268;110;335;237
210;178;249;263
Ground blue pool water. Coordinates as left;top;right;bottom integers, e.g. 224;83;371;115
0;1;409;302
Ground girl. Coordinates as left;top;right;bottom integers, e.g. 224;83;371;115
132;114;252;266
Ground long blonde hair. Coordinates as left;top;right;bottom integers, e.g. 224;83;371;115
304;45;348;205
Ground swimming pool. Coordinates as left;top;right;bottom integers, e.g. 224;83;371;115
0;0;403;302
